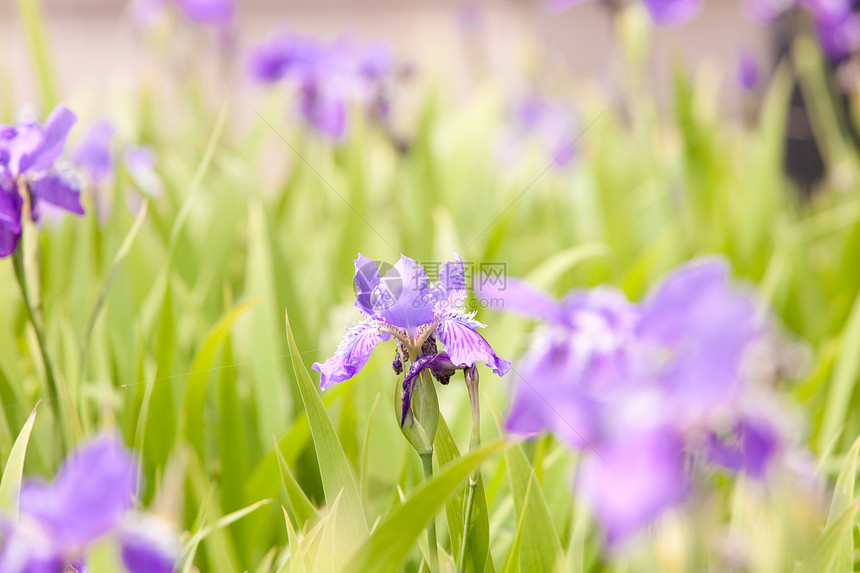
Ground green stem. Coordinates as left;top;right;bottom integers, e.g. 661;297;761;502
12;180;79;451
459;366;482;572
12;238;63;430
459;475;479;572
420;451;439;573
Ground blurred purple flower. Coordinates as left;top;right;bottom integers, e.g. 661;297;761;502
176;0;233;25
499;96;580;169
0;105;84;257
120;514;183;573
0;435;181;573
0;435;137;572
578;426;690;545
132;0;234;27
705;416;781;479
642;0;703;25
124;146;164;197
815;8;860;63
549;0;702;24
743;0;860;63
73;121;115;185
737;51;760;90
481;257;790;545
248;34;394;141
313;254;510;423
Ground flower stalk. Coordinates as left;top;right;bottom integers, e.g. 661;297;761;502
420;451;439;573
397;365;440;572
12;179;79;448
459;365;481;572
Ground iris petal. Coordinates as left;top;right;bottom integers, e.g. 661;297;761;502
474;277;561;323
436;311;510;376
21;435;137;548
23;105;77;174
312;321;391;389
375;255;435;333
28;168;85;217
577;427;689;546
120;514;181;573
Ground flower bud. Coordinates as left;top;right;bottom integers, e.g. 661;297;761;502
395;369;439;455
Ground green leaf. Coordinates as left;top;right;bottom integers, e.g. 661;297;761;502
285;309;367;553
15;0;58;108
817;290;860;453
500;475;532;573
435;416;492;573
182;298;258;455
504;442;564;572
798;503;859;573
278;506;308;573
823;434;860;572
274;437;320;529
0;404;38;517
341;440;505;573
524;243;610;290
181;499;273;573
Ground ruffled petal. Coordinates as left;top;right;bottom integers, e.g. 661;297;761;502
374;255;435;333
312;321;390;389
436;311;510;376
431;253;468;308
28;168;85;217
23;434;138;547
577;426;689;546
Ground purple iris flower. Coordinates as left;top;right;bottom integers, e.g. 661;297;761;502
578;426;690;545
0;105;84;257
743;0;860;63
480;257;784;545
815;7;860;63
73;121;115;185
0;436;135;571
737;51;760;90
0;435;180;573
119;514;182;573
499;96;579;169
548;0;701;24
704;416;781;479
313;254;510;423
124;147;164;198
132;0;234;28
248;34;394;141
641;0;703;25
743;0;796;21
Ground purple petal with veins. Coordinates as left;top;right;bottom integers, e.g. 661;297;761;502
312;321;390;389
436;311;510;376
